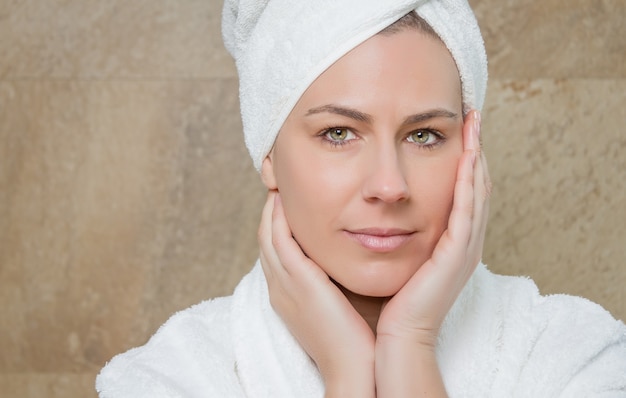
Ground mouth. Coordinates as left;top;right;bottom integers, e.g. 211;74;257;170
344;228;416;253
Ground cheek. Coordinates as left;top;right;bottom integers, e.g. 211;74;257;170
274;154;370;276
410;153;460;228
274;156;311;225
273;151;350;238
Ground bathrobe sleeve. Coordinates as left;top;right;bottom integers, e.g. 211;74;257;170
527;295;626;397
96;297;246;398
490;274;626;397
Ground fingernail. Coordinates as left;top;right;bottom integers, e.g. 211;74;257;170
474;111;481;143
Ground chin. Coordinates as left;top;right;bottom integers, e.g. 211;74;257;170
348;282;404;297
334;268;413;298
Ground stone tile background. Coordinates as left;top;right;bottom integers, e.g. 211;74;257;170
1;1;624;396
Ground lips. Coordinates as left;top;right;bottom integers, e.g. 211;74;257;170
344;227;415;253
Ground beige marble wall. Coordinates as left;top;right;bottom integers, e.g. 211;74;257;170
1;1;624;396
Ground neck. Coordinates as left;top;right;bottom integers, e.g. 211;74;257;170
336;283;387;334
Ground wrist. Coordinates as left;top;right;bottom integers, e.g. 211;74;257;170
375;337;447;398
321;355;375;398
376;327;439;351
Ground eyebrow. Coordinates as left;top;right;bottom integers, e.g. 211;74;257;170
306;104;372;123
305;104;458;125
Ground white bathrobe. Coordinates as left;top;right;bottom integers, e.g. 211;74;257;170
96;262;626;397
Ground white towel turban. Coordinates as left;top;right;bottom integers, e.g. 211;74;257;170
222;0;488;171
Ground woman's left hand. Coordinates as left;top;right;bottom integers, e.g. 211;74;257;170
375;110;491;397
258;191;376;398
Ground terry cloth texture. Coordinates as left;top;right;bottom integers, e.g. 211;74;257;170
96;261;626;397
222;0;489;170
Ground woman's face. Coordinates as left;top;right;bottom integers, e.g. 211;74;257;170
262;28;464;297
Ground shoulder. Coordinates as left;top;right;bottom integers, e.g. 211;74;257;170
481;267;626;396
484;268;624;338
96;296;245;398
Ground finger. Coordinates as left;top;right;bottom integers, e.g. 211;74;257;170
467;117;489;272
464;110;480;153
467;111;492;261
429;111;477;273
482;151;493;200
475;152;492;259
258;191;275;245
258;191;280;281
446;111;478;246
270;193;299;276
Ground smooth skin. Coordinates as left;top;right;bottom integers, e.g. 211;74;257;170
258;29;491;397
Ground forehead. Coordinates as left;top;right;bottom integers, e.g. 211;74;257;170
292;29;463;117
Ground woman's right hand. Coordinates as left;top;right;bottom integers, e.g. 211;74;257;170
258;191;376;398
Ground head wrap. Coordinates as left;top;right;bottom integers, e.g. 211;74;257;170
222;0;488;170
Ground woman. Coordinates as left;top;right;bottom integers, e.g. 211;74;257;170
96;1;626;397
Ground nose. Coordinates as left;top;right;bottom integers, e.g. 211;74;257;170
361;144;410;203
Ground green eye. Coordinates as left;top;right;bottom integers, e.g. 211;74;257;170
327;128;350;141
406;129;444;148
409;130;431;144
